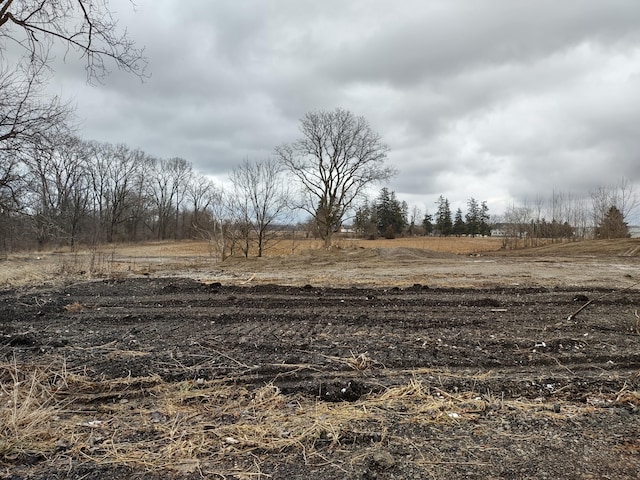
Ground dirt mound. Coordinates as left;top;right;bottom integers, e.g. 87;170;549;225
375;246;459;260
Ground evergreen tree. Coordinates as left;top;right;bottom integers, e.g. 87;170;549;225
479;201;491;236
465;197;481;236
401;201;409;229
595;206;629;239
422;213;434;235
453;208;466;236
353;201;376;238
435;196;453;236
375;187;406;236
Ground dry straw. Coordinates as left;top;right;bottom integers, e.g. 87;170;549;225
2;358;637;475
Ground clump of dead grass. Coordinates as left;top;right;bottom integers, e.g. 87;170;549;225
321;351;384;371
0;360;70;461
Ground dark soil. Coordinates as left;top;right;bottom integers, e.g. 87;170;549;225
2;277;640;479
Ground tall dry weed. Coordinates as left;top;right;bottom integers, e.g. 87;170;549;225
0;360;69;460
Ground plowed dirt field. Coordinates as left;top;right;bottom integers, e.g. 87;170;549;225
2;243;640;479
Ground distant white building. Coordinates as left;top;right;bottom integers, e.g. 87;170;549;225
629;226;640;238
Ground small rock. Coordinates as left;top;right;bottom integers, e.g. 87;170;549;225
55;439;70;452
370;450;395;470
150;411;166;423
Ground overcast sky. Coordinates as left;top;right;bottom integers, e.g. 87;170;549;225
48;0;640;220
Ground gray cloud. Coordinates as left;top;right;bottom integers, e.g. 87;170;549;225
43;0;640;220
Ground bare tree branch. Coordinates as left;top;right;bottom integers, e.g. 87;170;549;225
1;0;147;82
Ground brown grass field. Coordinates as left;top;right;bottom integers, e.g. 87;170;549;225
2;236;504;287
2;235;640;288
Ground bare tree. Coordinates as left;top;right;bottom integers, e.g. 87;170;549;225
570;195;591;240
502;201;533;249
407;205;422;235
185;173;217;237
87;141;146;242
1;1;146;249
0;150;27;254
170;158;193;240
1;0;146;148
276;108;394;247
24;134;91;248
0;151;24;213
229;158;291;257
147;157;193;240
147;157;176;240
202;186;233;260
1;0;146;165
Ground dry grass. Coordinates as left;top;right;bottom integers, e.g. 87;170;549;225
2;359;637;475
328;236;503;256
0;237;501;287
319;351;385;371
2;236;639;288
0;360;71;461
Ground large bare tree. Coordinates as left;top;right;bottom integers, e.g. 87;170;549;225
87;141;147;242
276;108;394;247
184;173;217;238
24;134;91;247
147;157;192;240
0;150;26;253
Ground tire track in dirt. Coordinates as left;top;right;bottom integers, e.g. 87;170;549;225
4;278;639;402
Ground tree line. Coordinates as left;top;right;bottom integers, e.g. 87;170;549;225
353;190;491;239
352;182;636;244
2;127;635;257
498;181;636;248
0;136;297;258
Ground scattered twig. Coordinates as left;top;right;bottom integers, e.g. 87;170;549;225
68;340;118;352
306;452;349;474
311;350;383;371
567;280;640;321
416;460;492;467
541;353;576;376
194;342;252;369
567;298;593;321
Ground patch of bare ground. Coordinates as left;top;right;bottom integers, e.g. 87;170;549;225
1;238;640;478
